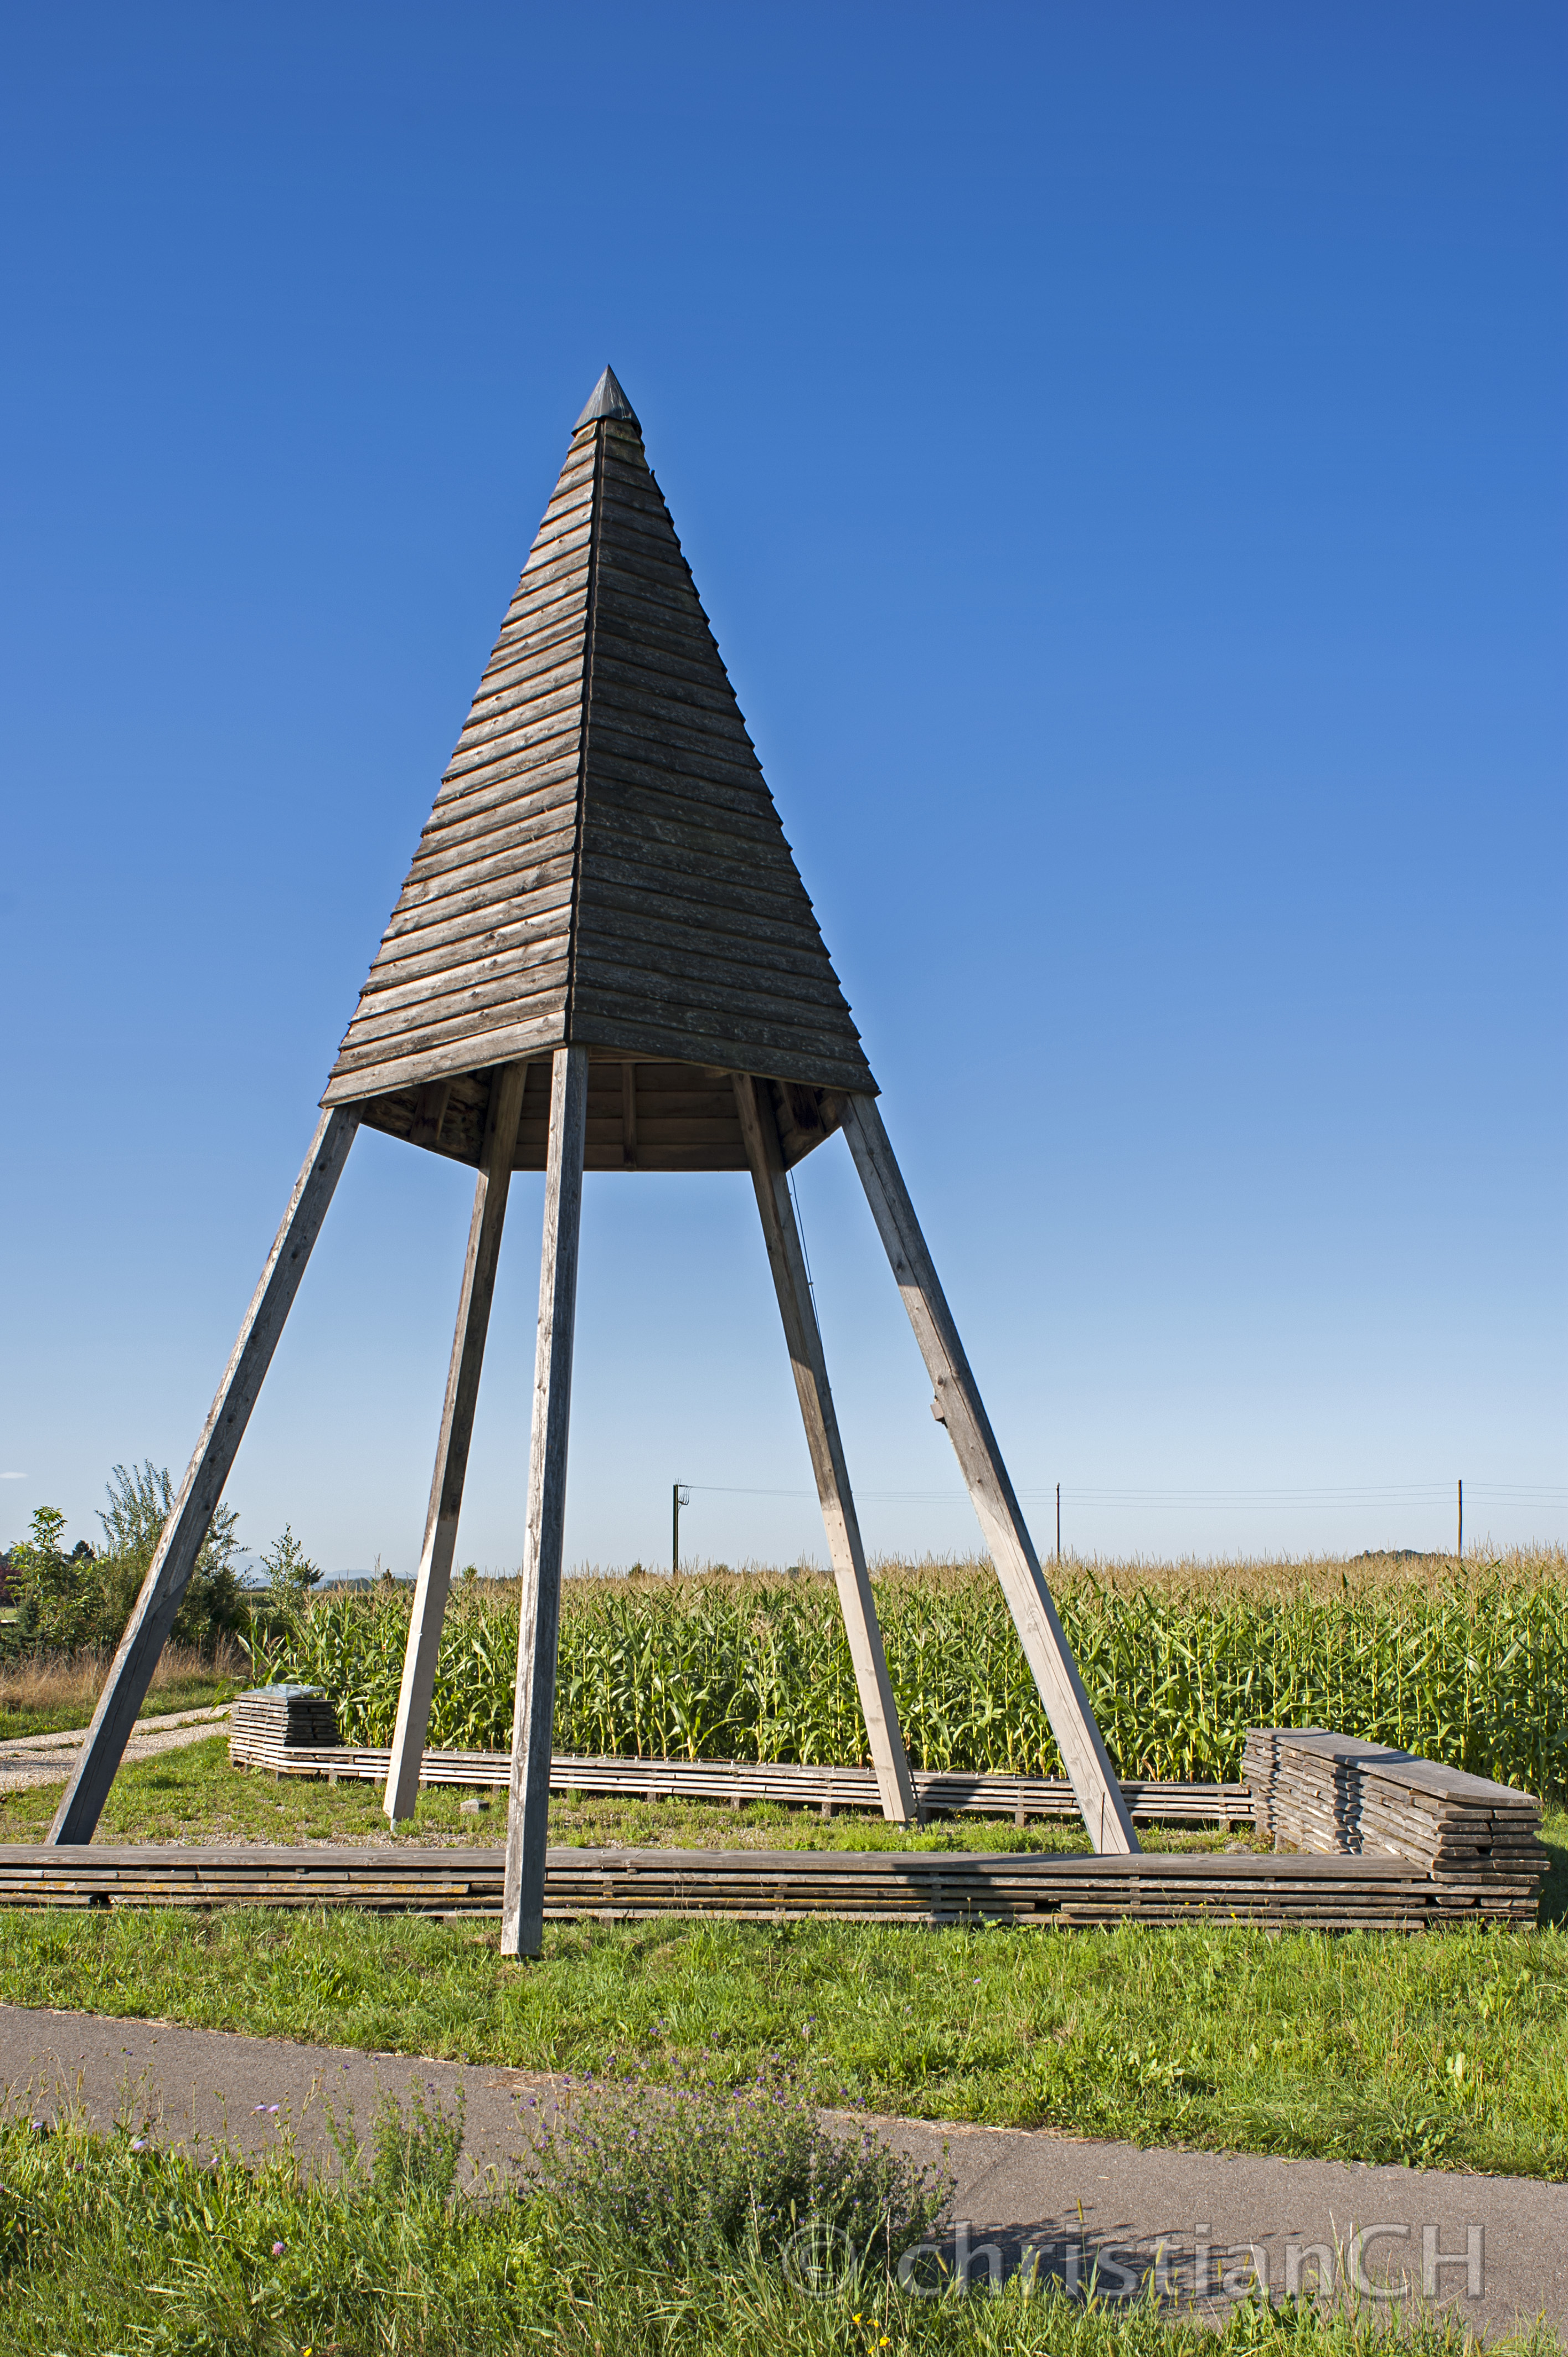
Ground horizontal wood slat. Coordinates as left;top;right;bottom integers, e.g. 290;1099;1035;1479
232;1716;1252;1825
0;1837;1485;1930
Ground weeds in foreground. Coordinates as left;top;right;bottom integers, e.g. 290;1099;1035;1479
0;2099;1557;2357
526;2053;950;2270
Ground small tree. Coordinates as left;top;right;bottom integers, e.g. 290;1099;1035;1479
95;1461;243;1659
261;1524;323;1619
8;1507;97;1653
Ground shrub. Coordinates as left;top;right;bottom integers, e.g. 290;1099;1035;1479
94;1460;245;1658
526;2056;950;2273
3;1467;247;1664
5;1508;94;1654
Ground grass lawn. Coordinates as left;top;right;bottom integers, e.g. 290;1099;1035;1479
0;1667;242;1742
2;1740;1565;2182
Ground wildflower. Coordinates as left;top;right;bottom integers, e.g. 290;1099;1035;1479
272;2240;286;2257
129;2138;148;2154
29;2119;47;2136
252;2103;281;2116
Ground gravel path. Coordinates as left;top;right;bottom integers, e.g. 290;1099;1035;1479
0;1705;231;1794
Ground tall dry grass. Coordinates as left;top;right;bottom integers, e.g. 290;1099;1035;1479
457;1543;1567;1608
0;1637;249;1721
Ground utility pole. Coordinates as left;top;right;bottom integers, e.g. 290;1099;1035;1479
1056;1483;1061;1565
1457;1477;1463;1566
672;1483;690;1575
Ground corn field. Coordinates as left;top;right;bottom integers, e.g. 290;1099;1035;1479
272;1563;1568;1796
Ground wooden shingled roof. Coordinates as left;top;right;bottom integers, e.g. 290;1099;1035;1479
322;367;873;1175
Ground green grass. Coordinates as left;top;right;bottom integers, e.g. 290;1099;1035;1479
0;1669;240;1743
2;1741;1565;2183
0;1730;1256;1855
4;2110;1558;2357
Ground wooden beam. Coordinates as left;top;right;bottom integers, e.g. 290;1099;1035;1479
48;1107;362;1845
620;1060;638;1166
408;1079;451;1151
383;1062;528;1822
838;1094;1139;1857
501;1045;590;1957
733;1076;919;1824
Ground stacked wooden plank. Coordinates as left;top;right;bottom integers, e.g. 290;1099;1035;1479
0;1842;1441;1931
223;1723;1252;1826
228;1688;341;1772
1244;1728;1547;1923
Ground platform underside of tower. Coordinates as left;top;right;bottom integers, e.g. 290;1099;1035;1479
352;1057;845;1174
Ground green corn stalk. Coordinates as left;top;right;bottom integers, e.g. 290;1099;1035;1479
267;1565;1568;1798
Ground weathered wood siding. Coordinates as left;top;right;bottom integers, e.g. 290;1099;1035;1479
323;372;874;1144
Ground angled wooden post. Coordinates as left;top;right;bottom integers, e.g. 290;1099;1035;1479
384;1060;529;1821
49;1107;361;1845
839;1094;1139;1856
502;1046;590;1958
733;1075;919;1824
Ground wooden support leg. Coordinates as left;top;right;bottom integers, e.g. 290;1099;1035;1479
384;1062;529;1821
838;1094;1139;1856
733;1075;920;1825
501;1047;589;1958
48;1107;361;1845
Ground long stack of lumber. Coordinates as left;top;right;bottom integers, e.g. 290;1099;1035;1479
1244;1728;1546;1923
228;1687;341;1770
223;1727;1252;1827
0;1842;1447;1930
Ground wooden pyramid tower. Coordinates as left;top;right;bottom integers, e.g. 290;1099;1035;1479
50;369;1137;1952
323;363;874;1165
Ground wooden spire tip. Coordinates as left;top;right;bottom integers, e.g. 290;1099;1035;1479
575;364;638;428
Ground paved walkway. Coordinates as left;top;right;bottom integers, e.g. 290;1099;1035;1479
1;2004;1561;2338
0;1705;231;1794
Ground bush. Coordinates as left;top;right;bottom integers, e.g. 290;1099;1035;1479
94;1460;245;1659
4;1509;95;1654
527;2055;950;2273
2;1465;246;1663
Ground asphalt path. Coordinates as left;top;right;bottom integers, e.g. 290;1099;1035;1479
1;2003;1562;2338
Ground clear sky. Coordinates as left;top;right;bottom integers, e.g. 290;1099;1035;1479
3;3;1564;1576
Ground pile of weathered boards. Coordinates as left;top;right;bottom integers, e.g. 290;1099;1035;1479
1244;1725;1548;1923
228;1686;342;1775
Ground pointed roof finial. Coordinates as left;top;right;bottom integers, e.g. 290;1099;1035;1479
575;365;638;429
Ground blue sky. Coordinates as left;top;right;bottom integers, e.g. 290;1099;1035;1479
3;3;1564;1574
